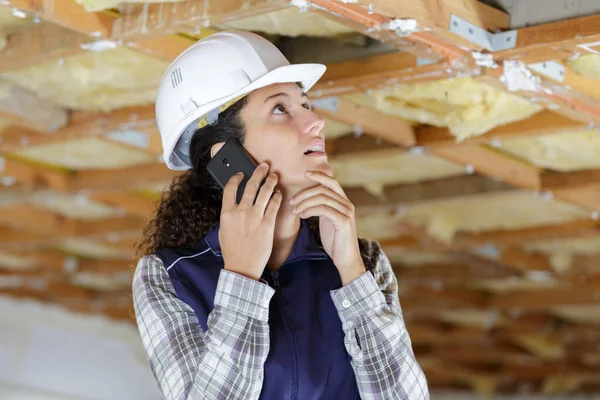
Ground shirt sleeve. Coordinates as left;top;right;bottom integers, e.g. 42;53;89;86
330;242;429;400
132;255;275;400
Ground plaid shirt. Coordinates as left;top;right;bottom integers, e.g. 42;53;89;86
132;244;429;399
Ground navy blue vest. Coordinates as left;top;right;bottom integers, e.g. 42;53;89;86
154;220;360;399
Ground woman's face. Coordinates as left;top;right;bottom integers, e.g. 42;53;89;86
240;82;332;193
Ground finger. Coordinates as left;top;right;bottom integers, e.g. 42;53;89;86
293;193;352;218
264;189;283;223
290;185;350;209
240;163;269;207
305;171;348;199
222;172;244;210
254;172;279;215
298;204;350;226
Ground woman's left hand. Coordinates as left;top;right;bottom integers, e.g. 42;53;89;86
289;171;366;285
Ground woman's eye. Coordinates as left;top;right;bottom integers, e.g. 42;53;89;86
273;105;286;114
303;103;311;110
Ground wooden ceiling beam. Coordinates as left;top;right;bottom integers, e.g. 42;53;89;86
346;174;513;207
497;14;600;63
0;204;145;237
312;53;453;99
6;0;115;38
416;110;588;147
0;83;68;132
0;23;90;73
89;191;158;219
380;219;600;252
111;0;291;40
313;97;416;147
1;157;180;192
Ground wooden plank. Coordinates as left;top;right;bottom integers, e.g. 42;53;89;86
499;14;600;63
554;184;600;213
346;174;513;207
70;162;181;192
1;157;180;193
314;97;416;146
430;144;543;190
541;170;600;190
380;219;600;251
0;23;91;73
312;55;453;98
124;34;197;63
90;191;158;219
362;0;510;32
1;157;73;191
6;0;115;38
416;111;587;147
0;83;68;132
112;0;292;40
1;104;158;153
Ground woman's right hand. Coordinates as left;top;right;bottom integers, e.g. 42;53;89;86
219;163;282;281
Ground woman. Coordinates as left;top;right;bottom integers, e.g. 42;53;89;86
133;30;428;400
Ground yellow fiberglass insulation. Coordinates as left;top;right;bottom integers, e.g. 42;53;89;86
3;47;169;111
330;148;466;196
567;54;600;80
215;6;355;37
398;190;588;243
345;77;542;141
355;190;588;242
498;130;600;171
11;137;155;170
55;238;132;259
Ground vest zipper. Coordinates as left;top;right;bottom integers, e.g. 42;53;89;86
270;269;298;400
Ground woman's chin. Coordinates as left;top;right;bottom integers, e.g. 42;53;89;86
305;158;333;176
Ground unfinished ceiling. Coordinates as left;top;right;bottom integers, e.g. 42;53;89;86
1;0;600;397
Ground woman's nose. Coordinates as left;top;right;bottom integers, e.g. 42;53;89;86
301;110;325;136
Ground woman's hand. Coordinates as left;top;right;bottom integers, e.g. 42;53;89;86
289;171;366;285
219;163;282;281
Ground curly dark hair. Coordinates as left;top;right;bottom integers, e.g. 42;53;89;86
136;92;379;271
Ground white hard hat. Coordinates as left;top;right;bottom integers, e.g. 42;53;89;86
155;30;327;170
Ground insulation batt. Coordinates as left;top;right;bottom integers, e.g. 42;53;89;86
12;137;155;170
499;130;600;171
3;47;169;111
567;53;600;80
355;190;588;242
330;148;466;196
215;6;355;36
346;77;542;141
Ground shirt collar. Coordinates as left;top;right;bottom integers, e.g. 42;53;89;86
204;219;327;263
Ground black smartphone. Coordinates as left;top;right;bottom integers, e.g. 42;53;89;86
206;138;266;204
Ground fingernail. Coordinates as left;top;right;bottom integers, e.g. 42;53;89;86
289;198;295;204
260;163;268;168
305;171;312;176
292;208;297;214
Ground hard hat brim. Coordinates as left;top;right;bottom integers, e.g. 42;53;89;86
164;62;327;170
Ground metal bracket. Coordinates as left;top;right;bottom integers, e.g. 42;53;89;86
311;97;339;113
577;40;600;55
528;61;565;82
449;14;516;52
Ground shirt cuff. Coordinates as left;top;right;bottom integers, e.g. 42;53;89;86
330;271;386;327
214;269;275;322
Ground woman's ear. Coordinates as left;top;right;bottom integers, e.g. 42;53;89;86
210;142;225;158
